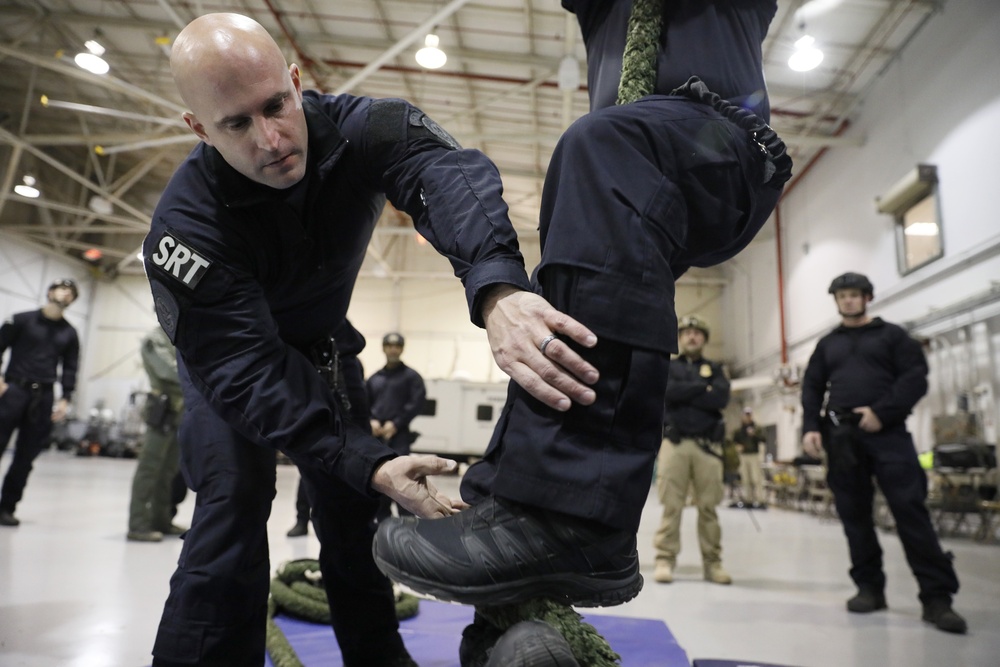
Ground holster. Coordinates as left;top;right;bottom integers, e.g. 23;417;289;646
308;334;352;414
144;393;174;433
824;409;862;472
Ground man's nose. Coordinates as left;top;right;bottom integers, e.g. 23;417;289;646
254;117;281;150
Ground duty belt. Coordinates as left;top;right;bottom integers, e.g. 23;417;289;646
5;377;53;391
308;335;352;414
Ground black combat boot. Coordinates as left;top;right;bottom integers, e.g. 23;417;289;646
846;588;887;613
922;598;968;634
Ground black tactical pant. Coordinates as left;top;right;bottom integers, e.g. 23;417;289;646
826;423;960;603
0;382;55;515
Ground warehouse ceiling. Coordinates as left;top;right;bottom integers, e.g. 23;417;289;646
0;0;939;280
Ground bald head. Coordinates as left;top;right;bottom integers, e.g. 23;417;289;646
170;13;309;189
171;13;288;114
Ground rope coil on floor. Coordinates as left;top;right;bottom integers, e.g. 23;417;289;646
265;558;419;667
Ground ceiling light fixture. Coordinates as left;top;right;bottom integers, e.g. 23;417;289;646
14;175;40;198
74;36;109;75
788;34;824;72
415;33;447;70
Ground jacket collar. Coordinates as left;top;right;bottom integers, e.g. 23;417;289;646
205;94;348;208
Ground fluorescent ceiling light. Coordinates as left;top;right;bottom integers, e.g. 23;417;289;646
904;222;939;236
74;51;109;75
84;39;105;56
789;35;824;72
415;34;447;70
14;175;40;198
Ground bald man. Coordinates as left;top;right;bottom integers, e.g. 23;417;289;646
144;13;598;667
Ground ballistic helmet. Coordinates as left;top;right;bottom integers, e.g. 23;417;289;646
828;272;874;297
382;332;405;347
48;278;79;300
678;315;710;341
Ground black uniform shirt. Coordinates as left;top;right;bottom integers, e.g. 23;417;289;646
563;0;777;117
0;310;79;400
143;92;531;495
663;354;731;438
733;422;765;454
367;363;426;433
801;317;928;433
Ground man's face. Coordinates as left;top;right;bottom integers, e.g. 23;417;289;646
384;343;403;364
679;327;706;355
182;62;308;190
48;286;76;309
834;288;870;318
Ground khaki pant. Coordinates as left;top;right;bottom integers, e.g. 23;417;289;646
739;451;766;503
654;438;724;564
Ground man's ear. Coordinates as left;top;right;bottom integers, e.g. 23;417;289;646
182;111;212;145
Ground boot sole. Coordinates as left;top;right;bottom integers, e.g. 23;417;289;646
374;549;643;608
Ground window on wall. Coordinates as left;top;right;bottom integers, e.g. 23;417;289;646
876;164;943;275
898;192;943;273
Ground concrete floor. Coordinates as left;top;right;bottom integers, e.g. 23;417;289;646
1;449;998;667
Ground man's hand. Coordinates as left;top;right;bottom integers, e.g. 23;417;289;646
853;406;883;433
370;455;469;519
0;378;7;398
481;285;599;412
382;421;398;440
52;398;69;422
802;431;823;459
370;419;384;438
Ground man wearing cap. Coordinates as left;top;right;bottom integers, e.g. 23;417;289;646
0;279;80;526
368;333;427;520
802;272;966;634
733;407;767;508
653;316;732;585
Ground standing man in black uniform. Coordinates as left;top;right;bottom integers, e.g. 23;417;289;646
802;272;966;634
145;14;598;667
374;0;791;608
0;279;80;527
369;332;427;521
654;316;732;585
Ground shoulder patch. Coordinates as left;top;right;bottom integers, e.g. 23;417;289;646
409;109;461;149
151;281;180;343
148;230;212;289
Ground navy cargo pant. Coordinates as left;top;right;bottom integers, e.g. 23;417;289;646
826;424;960;603
152;357;405;666
0;383;55;515
463;93;785;532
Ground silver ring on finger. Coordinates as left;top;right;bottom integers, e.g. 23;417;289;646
539;333;557;356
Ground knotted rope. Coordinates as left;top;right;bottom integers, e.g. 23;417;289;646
616;0;664;105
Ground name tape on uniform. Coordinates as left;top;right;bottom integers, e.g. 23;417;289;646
149;231;212;289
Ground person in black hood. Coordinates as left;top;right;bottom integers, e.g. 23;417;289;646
801;272;966;634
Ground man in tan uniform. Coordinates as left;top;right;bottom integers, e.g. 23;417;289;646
654;316;732;585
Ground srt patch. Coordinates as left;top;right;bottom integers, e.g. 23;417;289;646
149;231;212;289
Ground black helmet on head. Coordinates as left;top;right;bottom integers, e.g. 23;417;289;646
48;278;79;300
382;332;405;347
678;315;710;341
828;272;874;297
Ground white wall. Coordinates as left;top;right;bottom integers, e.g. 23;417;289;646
722;0;1000;458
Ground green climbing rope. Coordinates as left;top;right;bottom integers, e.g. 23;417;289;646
475;598;621;667
265;558;419;667
616;0;664;105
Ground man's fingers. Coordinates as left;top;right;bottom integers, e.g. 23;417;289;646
539;338;599;386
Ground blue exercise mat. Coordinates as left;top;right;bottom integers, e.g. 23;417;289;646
266;600;690;667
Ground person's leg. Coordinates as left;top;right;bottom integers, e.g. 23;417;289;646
0;389;54;518
0;386;29;523
751;451;766;505
152;429;182;533
690;443;729;583
151;394;276;666
375;96;781;607
827;450;885;611
653;439;693;564
128;427;171;537
867;429;963;631
300;461;414;666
